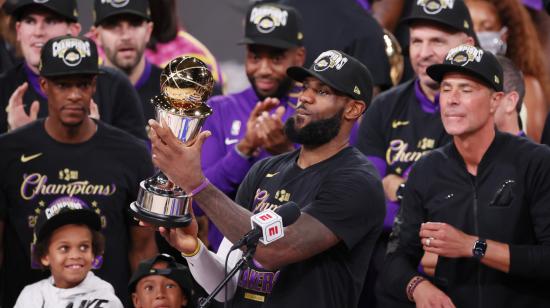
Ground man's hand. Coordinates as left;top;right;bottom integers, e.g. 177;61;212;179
412;279;455;308
256;105;294;155
6;82;39;130
236;97;280;156
149;119;210;192
382;174;405;202
419;222;476;258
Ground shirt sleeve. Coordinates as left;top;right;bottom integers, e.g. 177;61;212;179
508;145;550;279
302;162;386;249
13;285;37;308
381;160;427;302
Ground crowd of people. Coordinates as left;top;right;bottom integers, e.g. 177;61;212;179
0;0;550;307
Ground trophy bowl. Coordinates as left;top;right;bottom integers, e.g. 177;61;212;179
130;56;214;227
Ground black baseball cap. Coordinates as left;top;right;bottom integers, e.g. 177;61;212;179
239;3;303;49
427;44;503;91
93;0;151;26
11;0;78;22
401;0;476;39
34;199;101;244
287;50;374;107
39;35;101;77
128;254;194;297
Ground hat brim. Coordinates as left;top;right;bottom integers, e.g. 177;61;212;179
400;15;463;33
12;3;77;22
287;66;361;101
36;209;101;243
94;10;151;26
41;70;102;78
427;64;501;91
239;37;300;50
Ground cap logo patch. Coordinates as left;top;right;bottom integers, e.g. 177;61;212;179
446;45;483;67
354;86;361;95
52;38;91;67
494;75;500;84
44;197;86;219
313;50;348;72
416;0;455;15
250;6;288;34
33;0;50;4
101;0;130;8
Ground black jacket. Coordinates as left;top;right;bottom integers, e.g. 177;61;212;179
383;132;550;307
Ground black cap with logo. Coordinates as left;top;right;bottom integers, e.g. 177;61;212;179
427;44;503;91
401;0;476;39
94;0;151;26
240;2;303;49
11;0;78;22
128;254;194;298
287;50;374;107
39;35;101;77
34;200;101;244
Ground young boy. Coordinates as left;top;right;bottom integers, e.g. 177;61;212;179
14;202;123;307
129;254;195;308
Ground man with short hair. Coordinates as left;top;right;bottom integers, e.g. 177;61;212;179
494;55;526;137
91;0;162;121
196;2;307;251
147;49;385;307
382;44;550;307
0;0;147;140
0;35;156;307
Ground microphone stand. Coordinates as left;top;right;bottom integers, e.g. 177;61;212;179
198;242;257;308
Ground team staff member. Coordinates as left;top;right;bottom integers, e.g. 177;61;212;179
0;0;147;140
92;0;162;121
383;44;550;307
148;50;385;307
0;35;156;307
197;2;306;251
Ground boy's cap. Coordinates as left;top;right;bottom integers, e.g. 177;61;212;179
239;3;303;49
427;44;503;91
128;254;194;297
34;198;101;243
93;0;151;26
287;50;374;107
401;0;476;39
39;35;101;77
11;0;78;22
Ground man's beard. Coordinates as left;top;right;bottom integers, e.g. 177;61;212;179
105;46;144;75
249;75;294;100
284;109;343;148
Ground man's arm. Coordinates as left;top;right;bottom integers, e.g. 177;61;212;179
128;226;157;272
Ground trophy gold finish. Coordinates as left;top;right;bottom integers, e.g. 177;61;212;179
130;56;214;227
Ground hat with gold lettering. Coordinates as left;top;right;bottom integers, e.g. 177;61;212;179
287;50;374;107
427;44;503;91
39;35;101;77
93;0;151;26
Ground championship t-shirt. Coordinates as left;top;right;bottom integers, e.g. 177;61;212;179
230;147;385;308
0;119;154;307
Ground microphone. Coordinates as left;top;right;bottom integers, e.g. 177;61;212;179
230;202;301;250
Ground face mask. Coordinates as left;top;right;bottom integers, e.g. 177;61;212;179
477;27;508;56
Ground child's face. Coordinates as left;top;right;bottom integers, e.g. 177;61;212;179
132;262;188;308
41;224;94;289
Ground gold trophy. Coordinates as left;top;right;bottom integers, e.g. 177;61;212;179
130;56;214;227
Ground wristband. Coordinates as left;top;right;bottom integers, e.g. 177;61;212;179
189;178;210;197
406;275;426;302
181;240;201;257
234;144;253;159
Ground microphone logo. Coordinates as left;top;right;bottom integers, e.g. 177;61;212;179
250;209;284;244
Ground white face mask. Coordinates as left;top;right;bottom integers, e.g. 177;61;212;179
477;27;508;56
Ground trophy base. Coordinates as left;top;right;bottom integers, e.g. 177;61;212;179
130;179;193;228
130;202;192;228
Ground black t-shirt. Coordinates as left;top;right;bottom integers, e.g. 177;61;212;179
0;38;16;75
0;119;154;308
0;63;147;140
357;79;451;177
230;147;385;308
280;0;392;88
136;63;163;121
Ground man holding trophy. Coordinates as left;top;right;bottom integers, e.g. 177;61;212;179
137;49;385;307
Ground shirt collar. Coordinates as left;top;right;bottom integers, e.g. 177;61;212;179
135;59;152;90
414;79;439;114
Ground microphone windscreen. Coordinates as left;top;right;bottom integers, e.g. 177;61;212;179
275;201;301;227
